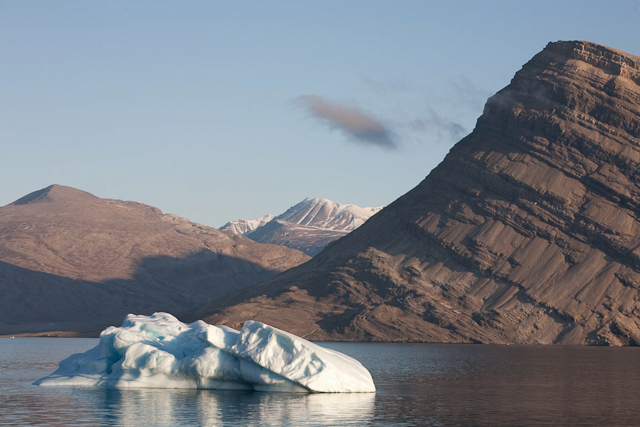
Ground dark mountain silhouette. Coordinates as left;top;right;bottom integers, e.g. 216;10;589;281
193;41;640;346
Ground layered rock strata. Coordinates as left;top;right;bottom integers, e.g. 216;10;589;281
195;41;640;345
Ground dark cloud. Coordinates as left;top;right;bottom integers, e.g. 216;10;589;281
295;77;485;149
296;95;397;150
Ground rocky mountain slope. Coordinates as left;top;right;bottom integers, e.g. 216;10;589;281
194;41;640;346
0;185;309;335
221;198;383;256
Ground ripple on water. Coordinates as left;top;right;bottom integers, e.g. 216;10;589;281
2;338;640;426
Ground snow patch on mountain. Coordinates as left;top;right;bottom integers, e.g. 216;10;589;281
220;214;275;236
221;198;383;235
219;198;384;256
278;198;383;231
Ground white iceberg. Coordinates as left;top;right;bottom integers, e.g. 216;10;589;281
34;313;376;393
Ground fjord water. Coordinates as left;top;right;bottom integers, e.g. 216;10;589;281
1;338;639;426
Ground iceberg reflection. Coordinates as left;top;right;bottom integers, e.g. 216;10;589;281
91;388;375;426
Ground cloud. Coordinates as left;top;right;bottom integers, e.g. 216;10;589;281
358;76;488;144
363;75;490;113
295;76;487;150
296;95;397;150
448;76;493;111
409;109;467;142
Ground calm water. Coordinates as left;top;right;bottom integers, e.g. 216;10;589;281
1;338;639;426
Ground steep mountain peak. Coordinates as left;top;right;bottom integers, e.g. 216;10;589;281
541;40;640;74
10;185;99;206
198;41;640;346
301;197;333;205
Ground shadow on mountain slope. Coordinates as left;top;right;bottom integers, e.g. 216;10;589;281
0;250;290;335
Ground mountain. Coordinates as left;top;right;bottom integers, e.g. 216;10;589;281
193;41;640;346
220;198;383;256
275;198;383;231
0;185;310;335
220;214;275;236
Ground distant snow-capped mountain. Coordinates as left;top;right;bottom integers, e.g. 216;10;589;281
220;214;275;236
220;198;384;256
278;198;383;231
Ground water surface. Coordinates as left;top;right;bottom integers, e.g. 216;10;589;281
1;338;639;426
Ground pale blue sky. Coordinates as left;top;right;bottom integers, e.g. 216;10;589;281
1;1;639;226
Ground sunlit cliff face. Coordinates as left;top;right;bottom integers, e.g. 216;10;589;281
202;41;640;346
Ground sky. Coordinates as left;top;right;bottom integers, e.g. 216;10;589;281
1;1;639;227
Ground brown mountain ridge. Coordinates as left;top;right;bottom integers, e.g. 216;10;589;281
0;185;309;335
192;41;640;346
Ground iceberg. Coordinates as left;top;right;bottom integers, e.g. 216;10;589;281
34;313;376;393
